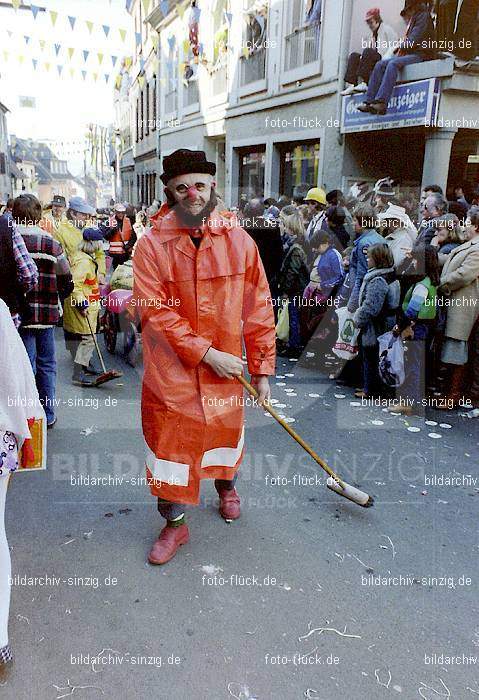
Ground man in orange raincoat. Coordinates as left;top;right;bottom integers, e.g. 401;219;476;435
133;149;276;565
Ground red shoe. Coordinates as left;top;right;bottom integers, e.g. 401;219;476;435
148;523;189;565
217;488;241;521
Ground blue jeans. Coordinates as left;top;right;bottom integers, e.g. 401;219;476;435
19;327;57;424
288;301;302;349
366;54;423;105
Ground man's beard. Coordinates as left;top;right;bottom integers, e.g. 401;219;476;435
170;190;218;228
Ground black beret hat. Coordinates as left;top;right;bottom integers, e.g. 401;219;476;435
160;149;216;185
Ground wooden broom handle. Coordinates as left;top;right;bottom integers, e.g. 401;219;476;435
237;375;345;489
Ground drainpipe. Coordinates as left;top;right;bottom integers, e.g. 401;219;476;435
335;0;353;146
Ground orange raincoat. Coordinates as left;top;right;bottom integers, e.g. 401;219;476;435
133;208;276;505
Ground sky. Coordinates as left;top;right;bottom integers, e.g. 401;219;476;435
0;0;133;174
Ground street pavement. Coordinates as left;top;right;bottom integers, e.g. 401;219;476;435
2;329;479;699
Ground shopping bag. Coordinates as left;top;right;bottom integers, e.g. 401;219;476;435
332;306;360;360
18;417;47;471
378;331;405;388
275;300;290;342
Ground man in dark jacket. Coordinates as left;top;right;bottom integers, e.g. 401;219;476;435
242;199;283;297
358;1;436;115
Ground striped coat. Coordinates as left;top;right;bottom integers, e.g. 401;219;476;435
16;225;73;328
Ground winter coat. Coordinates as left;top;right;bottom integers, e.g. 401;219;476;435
439;236;479;342
278;241;309;298
354;266;400;347
54;217;106;278
132;207;276;506
347;228;384;312
362;22;398;59
402;5;436;58
62;251;100;336
313;246;345;296
384;227;413;268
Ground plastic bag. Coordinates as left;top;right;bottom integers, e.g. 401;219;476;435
275;300;290;342
332;306;360;360
378;331;405;387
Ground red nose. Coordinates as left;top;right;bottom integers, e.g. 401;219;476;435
187;187;199;200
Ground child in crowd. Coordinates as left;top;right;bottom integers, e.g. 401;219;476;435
393;245;439;415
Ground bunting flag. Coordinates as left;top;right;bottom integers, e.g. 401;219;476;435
50;10;58;26
68;48;75;60
12;0;21;9
57;64;63;76
135;32;142;47
39;39;46;52
24;35;31;45
3;51;8;61
111;55;117;67
142;0;151;14
124;56;132;69
32;58;38;70
97;52;104;65
138;75;145;88
86;20;94;34
119;28;127;42
82;70;87;80
92;72;98;82
69;67;75;78
151;34;159;50
177;5;185;20
182;39;190;55
104;73;109;83
68;15;76;30
125;0;133;10
83;50;89;62
224;11;233;26
167;35;176;51
54;44;61;56
140;57;146;70
242;46;249;59
30;4;41;19
115;75;122;89
44;62;51;71
102;25;110;38
7;31;13;38
18;55;25;64
160;0;168;17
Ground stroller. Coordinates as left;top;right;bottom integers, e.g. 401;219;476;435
101;285;142;367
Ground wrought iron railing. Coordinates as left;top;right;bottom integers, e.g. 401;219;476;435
240;46;266;85
284;23;320;72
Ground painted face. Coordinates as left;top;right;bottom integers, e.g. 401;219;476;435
167;173;215;217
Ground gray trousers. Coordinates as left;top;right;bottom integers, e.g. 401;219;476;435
158;475;237;521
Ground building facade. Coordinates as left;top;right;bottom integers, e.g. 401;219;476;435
0;102;11;204
114;0;479;207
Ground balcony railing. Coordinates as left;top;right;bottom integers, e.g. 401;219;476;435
184;79;199;107
284;23;320;72
240;47;266;86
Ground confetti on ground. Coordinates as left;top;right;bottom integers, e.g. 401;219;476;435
334;394;346;399
289;358;298;362
270;399;279;405
276;375;286;379
284;373;295;377
425;420;438;426
288;393;297;397
201;565;223;576
350;401;362;407
53;680;105;699
306;352;315;357
421;490;428;495
418;678;450;699
408;427;421;433
439;423;452;429
428;433;442;439
370;420;384;426
284;418;296;424
375;668;392;689
275;403;287;408
276;382;286;386
308;393;320;398
298;621;361;641
80;426;99;436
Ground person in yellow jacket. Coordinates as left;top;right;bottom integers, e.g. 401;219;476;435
54;197;106;283
62;228;104;387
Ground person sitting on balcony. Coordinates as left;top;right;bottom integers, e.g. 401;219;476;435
357;0;436;115
342;8;398;96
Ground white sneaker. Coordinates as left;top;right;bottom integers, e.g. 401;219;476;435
340;84;357;96
353;82;368;93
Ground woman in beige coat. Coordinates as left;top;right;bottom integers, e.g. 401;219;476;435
438;206;479;406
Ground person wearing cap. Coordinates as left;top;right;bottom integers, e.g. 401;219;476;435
40;195;67;235
341;8;398;96
304;187;328;244
347;202;384;312
62;227;107;387
100;203;136;270
378;204;417;268
133;148;276;565
357;1;435;115
54;197;106;282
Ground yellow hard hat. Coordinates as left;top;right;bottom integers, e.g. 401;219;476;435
304;187;327;206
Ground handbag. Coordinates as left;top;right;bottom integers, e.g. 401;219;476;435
275;300;290;342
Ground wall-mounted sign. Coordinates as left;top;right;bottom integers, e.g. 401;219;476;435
341;78;440;134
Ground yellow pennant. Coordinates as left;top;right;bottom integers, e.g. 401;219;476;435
138;75;145;88
3;51;8;61
97;52;104;64
86;21;94;34
124;56;132;69
69;67;75;78
12;0;20;9
44;62;51;71
177;4;185;20
93;71;98;81
142;0;151;14
115;75;122;89
18;55;25;64
68;48;75;60
242;46;249;59
151;34;159;50
119;28;127;42
50;10;58;26
182;39;190;55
